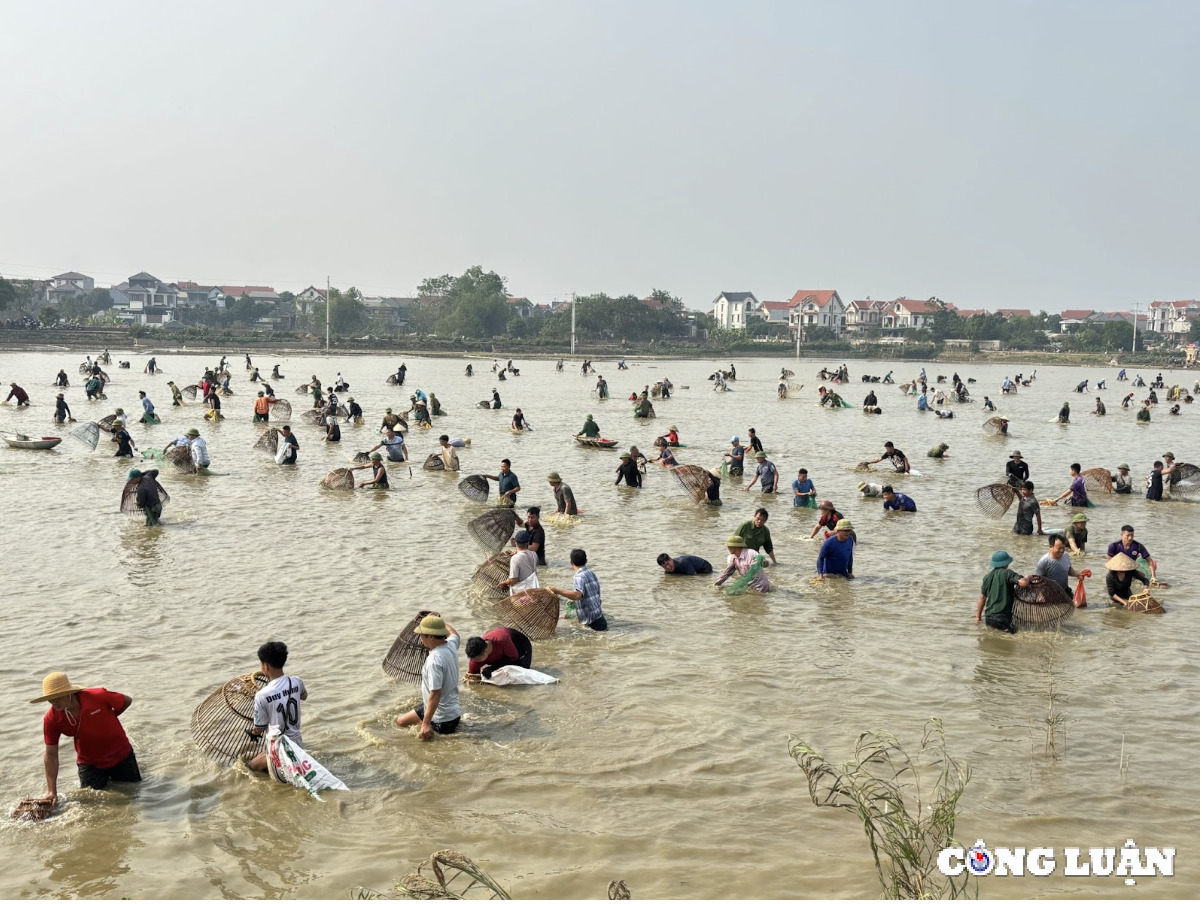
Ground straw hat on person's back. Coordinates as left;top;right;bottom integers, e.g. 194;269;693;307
1106;553;1137;572
30;672;85;703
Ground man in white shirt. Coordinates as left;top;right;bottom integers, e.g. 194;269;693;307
395;615;460;739
248;641;307;771
499;531;540;591
185;428;210;468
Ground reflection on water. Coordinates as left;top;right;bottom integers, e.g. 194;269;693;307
0;351;1197;898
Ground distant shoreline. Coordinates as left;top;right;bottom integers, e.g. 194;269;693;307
0;329;1193;370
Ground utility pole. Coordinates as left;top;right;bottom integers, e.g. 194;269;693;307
570;292;577;356
326;275;331;353
794;313;801;360
1131;302;1139;354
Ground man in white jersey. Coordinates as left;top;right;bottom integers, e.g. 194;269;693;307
248;641;308;771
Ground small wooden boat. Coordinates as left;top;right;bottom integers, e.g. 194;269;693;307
2;433;62;450
575;435;619;449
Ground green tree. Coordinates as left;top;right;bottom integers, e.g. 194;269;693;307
39;306;60;325
0;276;15;311
417;274;456;298
426;266;509;338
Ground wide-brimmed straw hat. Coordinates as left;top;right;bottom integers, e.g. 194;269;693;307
989;550;1013;568
857;481;868;491
413;614;450;637
1106;553;1137;572
669;425;678;431
724;535;746;548
30;671;86;703
708;467;722;478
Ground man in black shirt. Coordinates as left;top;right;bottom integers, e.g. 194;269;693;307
747;428;764;454
615;451;642;488
524;507;547;567
131;468;163;526
1006;450;1029;488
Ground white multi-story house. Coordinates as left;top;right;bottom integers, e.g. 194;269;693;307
124;272;179;326
1148;300;1199;335
786;289;846;334
880;298;943;330
295;285;328;318
846;299;891;332
711;291;760;329
46;271;95;304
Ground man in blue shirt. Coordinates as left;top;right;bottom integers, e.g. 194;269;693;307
816;520;855;580
486;459;521;507
881;485;917;512
368;426;407;462
656;554;713;575
548;549;607;631
725;436;745;476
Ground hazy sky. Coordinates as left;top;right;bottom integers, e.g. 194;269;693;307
1;0;1197;312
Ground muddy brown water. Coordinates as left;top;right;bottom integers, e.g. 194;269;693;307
0;352;1197;898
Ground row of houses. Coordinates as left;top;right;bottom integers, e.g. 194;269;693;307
712;290;1199;338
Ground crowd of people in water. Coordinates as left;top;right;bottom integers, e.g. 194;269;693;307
5;351;1195;808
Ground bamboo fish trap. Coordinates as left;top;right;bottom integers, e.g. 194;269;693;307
782;380;803;398
163;444;197;474
320;468;355;490
1012;577;1074;629
494;589;559;640
190;671;268;765
271;398;293;419
119;477;170;515
423;453;446;471
671;464;712;503
1081;467;1113;494
70;421;101;450
458;474;490;503
1169;463;1200;496
10;798;56;822
982;416;1009;435
467;508;521;552
975;484;1017;518
253;428;279;455
97;414;119;433
181;384;200;401
1123;590;1165;614
471;552;512;598
382;611;433;683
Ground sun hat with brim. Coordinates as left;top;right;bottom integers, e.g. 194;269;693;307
1106;553;1137;572
370;452;382;460
857;482;868;491
708;467;722;478
1071;514;1087;524
835;520;854;532
413;614;450;637
30;671;86;704
819;500;834;510
1118;463;1130;470
754;451;767;459
547;472;562;483
989;550;1013;568
1010;451;1022;458
669;425;678;431
1164;452;1175;459
187;428;200;437
620;451;631;458
724;535;747;548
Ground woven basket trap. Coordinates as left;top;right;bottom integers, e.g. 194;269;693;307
382;611;433;682
190;671;268;766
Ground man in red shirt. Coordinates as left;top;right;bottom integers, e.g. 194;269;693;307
32;671;141;803
464;628;533;682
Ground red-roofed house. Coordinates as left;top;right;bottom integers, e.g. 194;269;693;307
1148;299;1199;335
1059;310;1095;332
996;308;1032;318
785;289;845;334
295;285;328;317
955;309;987;318
759;300;795;323
882;298;943;330
507;296;535;319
